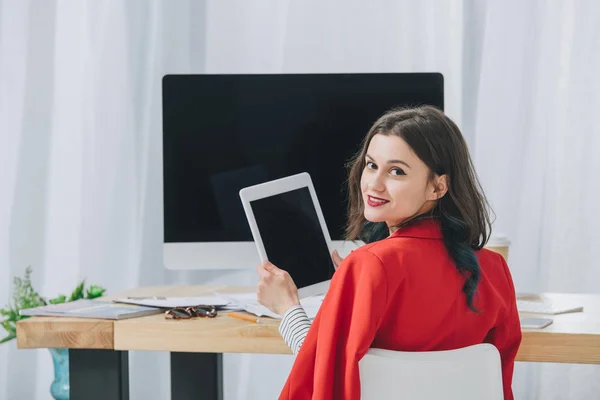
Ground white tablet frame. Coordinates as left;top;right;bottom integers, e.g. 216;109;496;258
239;172;337;298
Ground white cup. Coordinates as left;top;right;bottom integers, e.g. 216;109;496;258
485;234;510;262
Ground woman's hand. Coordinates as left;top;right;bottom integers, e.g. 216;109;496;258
256;250;345;316
332;249;345;267
256;262;300;316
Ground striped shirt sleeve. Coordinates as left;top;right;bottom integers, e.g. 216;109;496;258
279;305;312;355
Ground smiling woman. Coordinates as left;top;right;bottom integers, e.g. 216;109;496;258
345;106;492;312
257;106;521;400
360;134;448;229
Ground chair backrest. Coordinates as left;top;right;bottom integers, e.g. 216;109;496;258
359;343;504;400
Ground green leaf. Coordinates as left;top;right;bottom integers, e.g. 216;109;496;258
68;281;85;302
49;295;66;305
1;308;18;323
8;309;19;321
0;334;16;344
1;268;109;347
1;321;16;335
1;267;46;345
85;285;106;299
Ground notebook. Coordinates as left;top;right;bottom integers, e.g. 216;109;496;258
20;299;162;320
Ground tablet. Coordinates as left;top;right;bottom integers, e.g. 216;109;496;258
239;172;337;298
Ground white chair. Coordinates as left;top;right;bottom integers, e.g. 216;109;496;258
359;343;504;400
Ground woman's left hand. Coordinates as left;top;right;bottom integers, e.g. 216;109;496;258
256;262;300;316
332;249;345;267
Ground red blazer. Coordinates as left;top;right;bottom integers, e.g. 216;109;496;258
279;218;521;400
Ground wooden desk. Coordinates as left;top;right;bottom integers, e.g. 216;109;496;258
517;293;600;364
16;287;600;400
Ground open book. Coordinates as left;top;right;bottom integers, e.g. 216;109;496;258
215;292;325;320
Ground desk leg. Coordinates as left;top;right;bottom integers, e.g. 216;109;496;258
69;349;129;400
171;352;223;400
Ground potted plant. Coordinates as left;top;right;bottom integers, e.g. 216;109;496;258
1;267;106;400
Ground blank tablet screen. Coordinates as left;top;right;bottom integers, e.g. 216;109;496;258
250;187;335;289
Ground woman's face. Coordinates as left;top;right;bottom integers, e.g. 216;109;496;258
360;133;445;232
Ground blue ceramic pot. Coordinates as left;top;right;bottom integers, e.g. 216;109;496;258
49;348;69;400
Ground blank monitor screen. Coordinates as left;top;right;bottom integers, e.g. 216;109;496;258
163;73;444;245
250;187;336;288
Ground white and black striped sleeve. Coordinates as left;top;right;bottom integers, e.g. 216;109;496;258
279;305;312;355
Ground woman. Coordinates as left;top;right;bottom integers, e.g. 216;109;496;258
256;106;521;400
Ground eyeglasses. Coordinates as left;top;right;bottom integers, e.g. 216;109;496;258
164;305;217;320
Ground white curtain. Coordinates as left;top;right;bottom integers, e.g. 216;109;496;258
474;1;600;398
0;1;598;399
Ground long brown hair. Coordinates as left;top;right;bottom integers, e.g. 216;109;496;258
344;106;493;311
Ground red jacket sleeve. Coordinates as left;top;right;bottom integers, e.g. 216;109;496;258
484;256;522;400
279;251;389;400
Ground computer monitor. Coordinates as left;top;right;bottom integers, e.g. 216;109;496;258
162;73;444;269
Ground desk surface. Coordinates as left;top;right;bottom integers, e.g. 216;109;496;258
16;286;600;364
